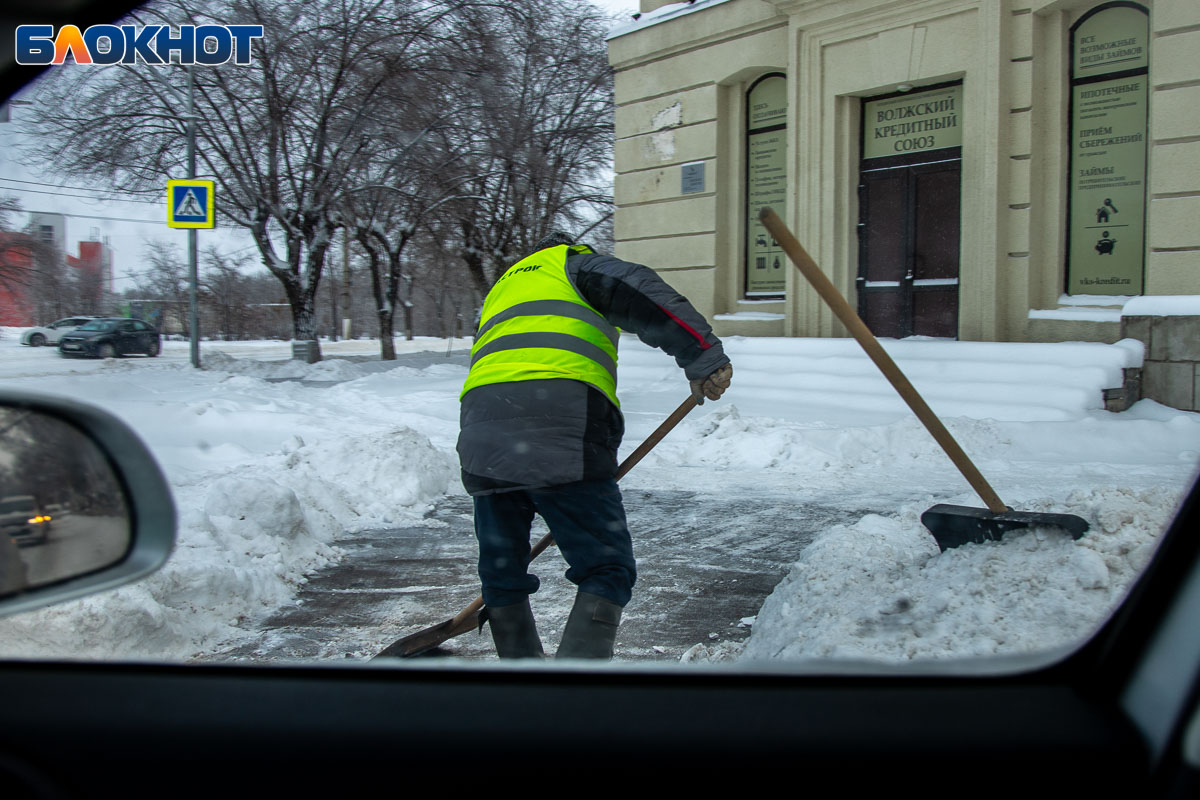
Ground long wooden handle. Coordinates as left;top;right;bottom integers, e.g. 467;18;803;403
759;207;1008;514
616;395;700;481
525;394;699;561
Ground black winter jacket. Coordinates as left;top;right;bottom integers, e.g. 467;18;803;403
457;248;728;496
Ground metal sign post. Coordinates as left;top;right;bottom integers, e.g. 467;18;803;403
164;67;211;368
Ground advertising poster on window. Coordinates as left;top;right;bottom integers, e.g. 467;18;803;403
746;75;786;296
1073;4;1149;77
746;129;787;294
1068;76;1147;294
1067;5;1148;296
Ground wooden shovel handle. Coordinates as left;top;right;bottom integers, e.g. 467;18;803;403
616;395;700;481
526;394;698;561
759;207;1008;514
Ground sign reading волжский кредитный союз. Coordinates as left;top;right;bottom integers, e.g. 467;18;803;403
862;84;963;161
1067;4;1149;296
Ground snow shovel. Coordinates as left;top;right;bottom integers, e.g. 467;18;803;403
373;394;701;658
758;207;1089;551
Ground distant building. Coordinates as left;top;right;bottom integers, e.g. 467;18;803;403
0;231;35;326
28;213;66;254
67;239;114;306
0;216;115;325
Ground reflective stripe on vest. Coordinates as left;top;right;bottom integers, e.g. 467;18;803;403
461;245;620;407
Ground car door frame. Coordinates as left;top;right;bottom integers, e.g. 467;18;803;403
1;1;1196;794
0;474;1196;794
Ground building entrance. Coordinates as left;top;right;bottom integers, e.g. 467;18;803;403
857;83;963;339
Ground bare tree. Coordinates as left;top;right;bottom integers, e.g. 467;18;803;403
24;0;616;350
0;195;32;304
133;240;192;336
27;0;472;360
413;234;479;342
344;134;478;358
201;245;252;340
433;0;615;294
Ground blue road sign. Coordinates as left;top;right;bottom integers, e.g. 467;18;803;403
167;179;215;229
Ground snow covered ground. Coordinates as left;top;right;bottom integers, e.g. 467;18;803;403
0;327;1196;667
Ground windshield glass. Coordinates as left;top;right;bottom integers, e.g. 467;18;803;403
0;0;1196;670
75;321;116;332
0;498;36;514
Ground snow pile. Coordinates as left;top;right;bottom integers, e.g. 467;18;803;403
0;332;1195;665
713;312;786;321
0;352;457;660
2;474;342;660
202;351;369;381
277;427;457;529
739;486;1178;663
618;335;1141;423
1122;295;1200;316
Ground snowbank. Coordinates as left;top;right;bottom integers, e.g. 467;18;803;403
739;486;1178;663
0;332;1196;666
0;351;457;659
1122;295;1200;316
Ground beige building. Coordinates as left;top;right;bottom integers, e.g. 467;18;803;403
608;0;1199;345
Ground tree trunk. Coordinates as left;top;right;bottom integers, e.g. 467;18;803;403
290;296;323;363
377;306;396;360
290;226;335;362
357;234;396;361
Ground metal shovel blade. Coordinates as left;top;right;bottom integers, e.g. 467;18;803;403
921;504;1090;552
373;608;484;659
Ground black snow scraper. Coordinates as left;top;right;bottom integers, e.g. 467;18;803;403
758;207;1089;551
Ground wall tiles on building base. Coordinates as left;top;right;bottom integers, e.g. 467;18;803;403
1121;314;1200;412
1025;316;1122;344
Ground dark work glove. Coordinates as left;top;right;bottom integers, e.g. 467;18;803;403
689;363;732;405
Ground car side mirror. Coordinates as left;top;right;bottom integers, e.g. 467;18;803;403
0;391;175;617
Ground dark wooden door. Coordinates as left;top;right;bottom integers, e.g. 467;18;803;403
857;157;961;338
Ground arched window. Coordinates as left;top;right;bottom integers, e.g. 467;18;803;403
745;73;787;297
1067;2;1149;295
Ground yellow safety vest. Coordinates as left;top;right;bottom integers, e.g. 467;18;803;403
461;245;620;407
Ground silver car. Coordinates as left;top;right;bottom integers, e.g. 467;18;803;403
0;495;51;546
20;317;99;347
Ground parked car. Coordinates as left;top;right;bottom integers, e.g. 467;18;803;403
19;316;98;347
57;317;161;359
0;494;50;546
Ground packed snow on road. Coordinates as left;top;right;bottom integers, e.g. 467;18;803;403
0;328;1196;668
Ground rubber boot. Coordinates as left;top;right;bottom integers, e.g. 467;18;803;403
487;598;544;659
555;591;623;660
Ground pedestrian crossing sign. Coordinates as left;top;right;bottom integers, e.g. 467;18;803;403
167;179;216;229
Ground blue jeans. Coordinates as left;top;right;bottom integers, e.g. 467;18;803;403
473;479;636;609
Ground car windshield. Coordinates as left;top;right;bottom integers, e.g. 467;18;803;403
0;0;1197;672
0;498;36;514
